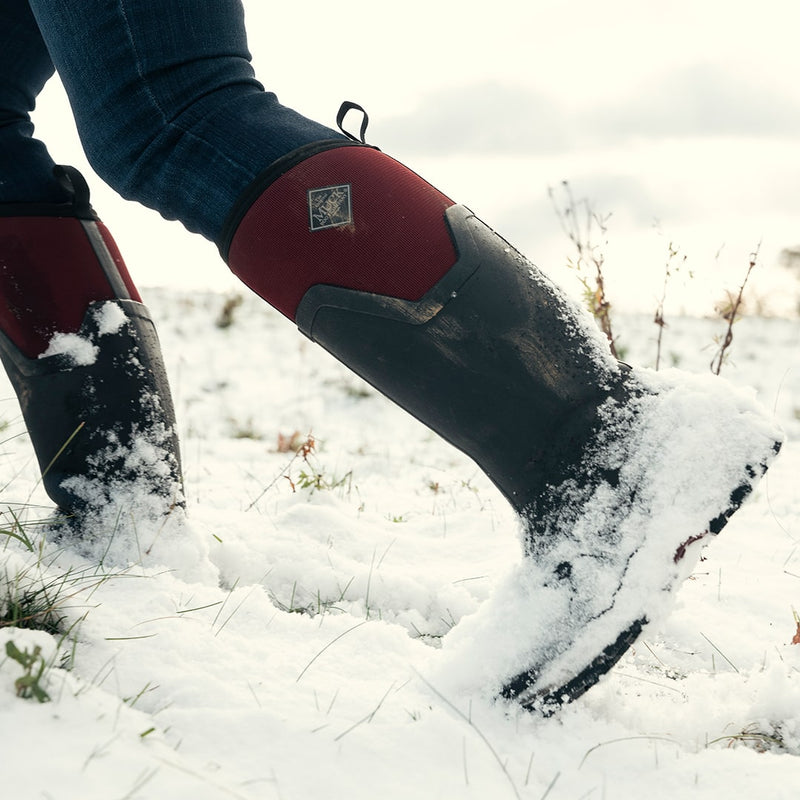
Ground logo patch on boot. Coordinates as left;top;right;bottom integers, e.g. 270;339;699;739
308;184;352;231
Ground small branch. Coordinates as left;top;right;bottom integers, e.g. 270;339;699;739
549;181;618;357
653;242;686;371
710;244;759;375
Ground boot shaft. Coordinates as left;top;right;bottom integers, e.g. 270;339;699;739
297;203;623;510
221;143;457;321
224;143;621;511
0;167;182;517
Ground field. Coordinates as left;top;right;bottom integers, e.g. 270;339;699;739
2;288;799;799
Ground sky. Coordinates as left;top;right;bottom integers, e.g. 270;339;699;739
32;0;800;314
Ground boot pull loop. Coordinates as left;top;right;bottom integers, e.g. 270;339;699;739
54;165;97;220
337;101;370;144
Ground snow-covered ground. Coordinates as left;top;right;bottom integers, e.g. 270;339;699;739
1;288;799;799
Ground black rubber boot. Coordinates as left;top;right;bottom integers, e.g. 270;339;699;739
221;128;783;712
294;203;782;712
0;167;183;527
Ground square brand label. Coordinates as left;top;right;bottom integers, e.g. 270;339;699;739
308;184;352;231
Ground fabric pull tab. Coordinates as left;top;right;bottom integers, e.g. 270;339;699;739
54;165;96;219
336;101;370;144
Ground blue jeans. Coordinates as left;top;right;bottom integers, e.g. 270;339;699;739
0;0;345;241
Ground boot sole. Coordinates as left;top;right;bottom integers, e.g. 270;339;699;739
500;380;782;714
504;475;761;714
434;370;783;715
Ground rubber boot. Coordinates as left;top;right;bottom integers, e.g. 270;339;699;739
0;166;183;528
220;125;782;712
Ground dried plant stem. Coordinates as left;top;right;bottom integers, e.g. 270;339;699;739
654;242;686;371
710;244;759;375
549;181;618;357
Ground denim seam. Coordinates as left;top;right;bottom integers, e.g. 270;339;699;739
118;0;253;182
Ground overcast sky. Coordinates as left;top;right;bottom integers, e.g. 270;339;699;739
35;0;800;313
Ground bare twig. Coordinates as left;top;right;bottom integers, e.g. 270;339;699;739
710;244;760;375
654;242;687;370
549;181;618;357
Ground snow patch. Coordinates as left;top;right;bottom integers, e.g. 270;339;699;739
38;332;99;366
37;302;128;366
94;301;128;336
2;291;798;799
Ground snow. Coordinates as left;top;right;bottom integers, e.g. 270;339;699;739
94;300;128;336
39;331;99;366
2;289;800;799
36;301;130;366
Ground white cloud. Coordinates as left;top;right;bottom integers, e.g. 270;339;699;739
378;62;800;161
588;63;800;141
374;82;573;155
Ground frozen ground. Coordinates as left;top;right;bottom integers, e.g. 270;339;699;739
1;289;799;799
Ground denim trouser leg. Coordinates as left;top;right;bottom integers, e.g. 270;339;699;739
5;0;346;240
0;1;70;204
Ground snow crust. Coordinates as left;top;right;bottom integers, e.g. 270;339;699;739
2;290;799;799
38;301;129;366
93;300;127;335
39;331;98;366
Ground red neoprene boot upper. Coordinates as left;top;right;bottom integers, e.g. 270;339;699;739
226;146;458;321
0;216;142;358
